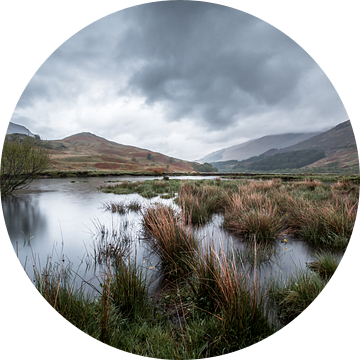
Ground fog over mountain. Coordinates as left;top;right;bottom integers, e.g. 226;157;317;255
211;120;358;172
199;131;320;162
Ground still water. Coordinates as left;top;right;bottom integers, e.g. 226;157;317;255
2;176;335;293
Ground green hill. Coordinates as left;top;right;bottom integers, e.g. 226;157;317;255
212;121;359;173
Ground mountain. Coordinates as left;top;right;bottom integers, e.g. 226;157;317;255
198;132;320;163
7;122;37;137
46;132;197;173
273;120;359;171
274;120;356;154
229;120;358;172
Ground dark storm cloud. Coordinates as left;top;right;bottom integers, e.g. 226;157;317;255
110;1;324;129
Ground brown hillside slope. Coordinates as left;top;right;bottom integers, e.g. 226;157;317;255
48;132;194;173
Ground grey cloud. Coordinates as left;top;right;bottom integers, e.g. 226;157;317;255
17;78;53;108
114;2;325;130
12;1;348;152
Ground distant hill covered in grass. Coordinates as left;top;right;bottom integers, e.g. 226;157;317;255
5;131;217;174
211;120;358;174
233;149;326;171
198;132;320;163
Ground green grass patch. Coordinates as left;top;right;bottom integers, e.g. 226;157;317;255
268;270;326;325
101;179;181;198
33;242;275;358
307;251;339;279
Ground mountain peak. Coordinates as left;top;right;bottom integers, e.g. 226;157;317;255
61;132;108;143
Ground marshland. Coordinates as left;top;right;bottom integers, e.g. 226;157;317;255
3;175;358;358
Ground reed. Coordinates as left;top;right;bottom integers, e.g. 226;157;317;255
90;219;133;266
127;199;142;212
110;256;149;320
269;270;326;324
34;259;101;336
247;178;282;192
331;178;354;191
190;242;223;312
142;204;198;277
33;244;275;357
188;240;274;350
224;193;283;242
100;199;142;214
292;179;324;191
101;179;181;198
287;197;357;248
178;182;224;224
235;241;277;268
100;200;128;214
307;251;339;279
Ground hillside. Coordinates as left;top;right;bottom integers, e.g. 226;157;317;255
269;120;358;171
275;120;356;154
232;149;326;172
199;132;319;162
46;132;197;173
226;120;358;173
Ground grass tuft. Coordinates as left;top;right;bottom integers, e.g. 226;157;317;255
307;251;339;279
142;204;198;277
269;270;326;325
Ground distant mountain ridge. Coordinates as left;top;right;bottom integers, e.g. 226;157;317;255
213;120;358;172
7;122;37;137
198;132;320;163
5;120;357;173
273;120;356;155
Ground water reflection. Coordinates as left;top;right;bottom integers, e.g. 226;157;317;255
2;194;48;247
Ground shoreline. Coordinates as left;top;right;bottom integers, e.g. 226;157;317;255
37;170;360;182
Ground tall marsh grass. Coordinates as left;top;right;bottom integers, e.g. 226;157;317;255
142;204;198;277
34;260;103;337
101;178;358;250
188;241;274;350
224;193;283;242
269;270;326;325
287;197;357;248
101;199;142;214
110;256;149;320
30;176;357;357
90;219;134;266
219;178;358;249
101;179;181;198
178;182;225;224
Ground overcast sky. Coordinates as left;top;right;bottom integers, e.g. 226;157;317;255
10;1;348;161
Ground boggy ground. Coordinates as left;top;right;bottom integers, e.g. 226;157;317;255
34;177;357;358
101;177;358;249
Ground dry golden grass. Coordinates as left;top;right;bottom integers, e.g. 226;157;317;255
223;192;283;242
178;182;224;224
247;178;282;192
142;204;198;277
